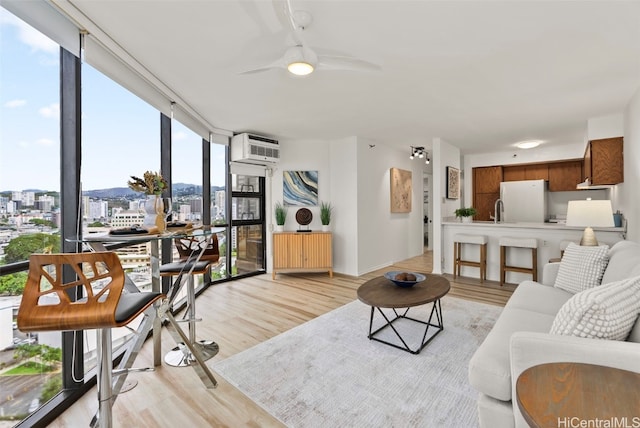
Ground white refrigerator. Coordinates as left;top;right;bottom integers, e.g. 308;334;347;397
499;179;548;223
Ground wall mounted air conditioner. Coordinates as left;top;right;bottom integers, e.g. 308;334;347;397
231;133;280;165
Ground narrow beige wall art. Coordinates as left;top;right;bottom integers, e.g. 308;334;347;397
390;167;412;213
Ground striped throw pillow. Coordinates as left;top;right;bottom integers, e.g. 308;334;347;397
554;243;609;294
550;275;640;340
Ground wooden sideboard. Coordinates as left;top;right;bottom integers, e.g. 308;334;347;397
272;231;333;279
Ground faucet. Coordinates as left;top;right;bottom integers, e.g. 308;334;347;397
494;199;504;223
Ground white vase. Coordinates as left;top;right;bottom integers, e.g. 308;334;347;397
275;225;284;232
322;224;331;232
462;216;472;223
143;196;170;232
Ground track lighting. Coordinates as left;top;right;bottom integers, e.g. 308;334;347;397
410;146;429;163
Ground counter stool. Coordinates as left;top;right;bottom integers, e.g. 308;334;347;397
17;252;165;428
499;237;538;286
453;233;488;283
159;235;220;367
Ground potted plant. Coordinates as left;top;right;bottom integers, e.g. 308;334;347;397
455;207;477;222
274;201;287;232
128;171;170;231
320;201;333;231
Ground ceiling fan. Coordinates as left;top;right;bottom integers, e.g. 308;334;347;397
240;1;381;76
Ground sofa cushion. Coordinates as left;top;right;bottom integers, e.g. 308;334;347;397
477;393;515;428
469;307;555;401
505;281;573;316
601;241;640;284
550;276;640;340
554;243;609;294
628;316;640;343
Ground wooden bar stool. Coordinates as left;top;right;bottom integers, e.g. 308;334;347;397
17;252;165;428
499;237;538;286
453;233;488;283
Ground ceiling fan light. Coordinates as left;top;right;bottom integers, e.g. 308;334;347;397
288;61;314;76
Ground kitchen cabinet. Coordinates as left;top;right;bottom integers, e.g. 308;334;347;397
503;164;549;182
473;166;502;221
473;166;502;193
548;160;583;191
272;232;333;279
584;137;624;185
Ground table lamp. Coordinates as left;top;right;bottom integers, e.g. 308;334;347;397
566;199;614;246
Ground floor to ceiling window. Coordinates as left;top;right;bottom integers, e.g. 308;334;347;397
81;63;162;379
0;7;63;420
0;3;267;425
230;173;266;276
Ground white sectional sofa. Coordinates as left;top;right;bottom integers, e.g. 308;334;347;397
468;240;640;428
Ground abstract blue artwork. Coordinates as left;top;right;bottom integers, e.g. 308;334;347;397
283;170;318;206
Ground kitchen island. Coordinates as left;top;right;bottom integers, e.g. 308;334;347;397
442;221;625;284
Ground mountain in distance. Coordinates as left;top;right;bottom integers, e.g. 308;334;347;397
82;183;224;198
2;184;224;199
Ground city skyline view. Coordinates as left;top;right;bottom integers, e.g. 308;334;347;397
0;8;227;193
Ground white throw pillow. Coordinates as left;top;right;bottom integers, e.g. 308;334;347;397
550;275;640;340
554;242;609;294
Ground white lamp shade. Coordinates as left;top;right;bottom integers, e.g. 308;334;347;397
566;200;614;227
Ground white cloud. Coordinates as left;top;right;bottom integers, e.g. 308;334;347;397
18;141;29;148
4;99;27;108
0;9;58;54
36;138;55;146
39;103;60;119
173;131;188;141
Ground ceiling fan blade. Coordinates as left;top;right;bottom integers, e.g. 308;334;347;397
238;57;287;75
318;55;382;73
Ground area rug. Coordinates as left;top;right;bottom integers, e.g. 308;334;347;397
211;296;502;428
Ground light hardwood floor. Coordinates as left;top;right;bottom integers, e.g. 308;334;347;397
50;250;515;427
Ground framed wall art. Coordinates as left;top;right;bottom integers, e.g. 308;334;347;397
283;170;318;206
390;167;412;213
446;166;460;199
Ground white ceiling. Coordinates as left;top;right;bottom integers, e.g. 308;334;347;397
64;0;640;154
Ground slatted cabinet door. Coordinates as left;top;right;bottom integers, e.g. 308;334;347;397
272;232;333;279
303;233;332;273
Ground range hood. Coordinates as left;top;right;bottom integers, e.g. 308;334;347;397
576;178;613;190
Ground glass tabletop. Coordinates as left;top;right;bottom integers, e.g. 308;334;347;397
67;225;226;243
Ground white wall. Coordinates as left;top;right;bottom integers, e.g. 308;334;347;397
619;88;640;241
432;138;460;274
329;137;359;275
588;113;624;140
355;137;424;275
269;136;423;276
0;303;12;351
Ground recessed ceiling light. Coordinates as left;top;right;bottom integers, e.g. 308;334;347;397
515;140;542;149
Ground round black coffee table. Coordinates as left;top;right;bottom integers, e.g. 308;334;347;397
357;273;450;354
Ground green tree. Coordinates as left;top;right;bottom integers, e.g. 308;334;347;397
88;221;105;227
29;218;55;228
4;233;60;263
41;375;62;402
0;271;27;295
14;343;40;364
40;345;62;369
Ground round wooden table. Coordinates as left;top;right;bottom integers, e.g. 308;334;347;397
516;362;640;428
357;273;450;354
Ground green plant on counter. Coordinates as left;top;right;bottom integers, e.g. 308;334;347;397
320;201;333;225
275;201;287;226
455;207;477;218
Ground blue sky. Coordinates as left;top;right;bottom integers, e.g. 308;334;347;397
0;8;226;192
